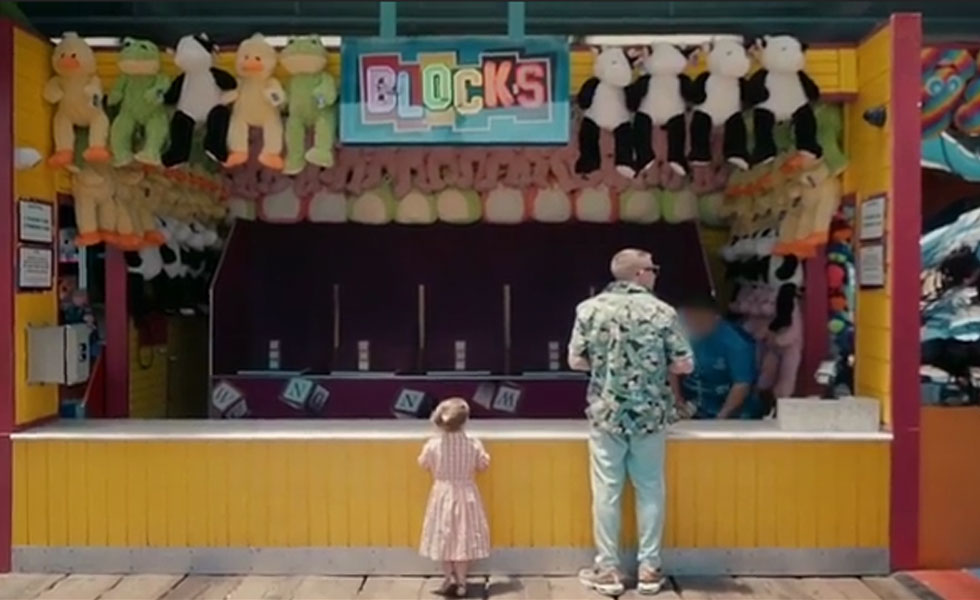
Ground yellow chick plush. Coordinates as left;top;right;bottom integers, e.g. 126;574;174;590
44;32;111;168
225;33;285;170
71;167;115;246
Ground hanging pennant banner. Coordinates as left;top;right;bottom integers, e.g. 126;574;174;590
341;36;570;145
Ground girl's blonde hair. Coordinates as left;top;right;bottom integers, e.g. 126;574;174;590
431;397;470;432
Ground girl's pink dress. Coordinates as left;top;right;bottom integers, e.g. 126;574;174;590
418;431;491;562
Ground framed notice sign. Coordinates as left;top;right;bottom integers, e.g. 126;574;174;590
859;194;886;241
341;36;570;144
858;242;886;288
18;199;54;244
18;246;54;290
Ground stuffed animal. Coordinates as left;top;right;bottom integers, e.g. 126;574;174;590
107;38;171;167
628;43;695;176
437;188;482;224
71;167;115;246
688;39;751;170
280;36;338;174
161;34;237;168
225;34;286;170
44;32;111;168
108;169;146;250
575;47;635;177
745;35;821;166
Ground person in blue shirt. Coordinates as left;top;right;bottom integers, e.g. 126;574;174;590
674;295;764;419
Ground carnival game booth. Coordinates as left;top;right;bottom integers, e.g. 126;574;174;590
0;6;922;577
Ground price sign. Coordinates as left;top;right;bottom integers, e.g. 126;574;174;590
394;388;426;415
492;384;522;414
225;400;249;419
212;381;244;413
472;382;495;410
281;377;314;409
307;385;330;414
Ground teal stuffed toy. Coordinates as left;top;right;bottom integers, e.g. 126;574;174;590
280;36;338;174
107;38;171;167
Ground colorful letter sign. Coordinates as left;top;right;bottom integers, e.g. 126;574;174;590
341;36;570;145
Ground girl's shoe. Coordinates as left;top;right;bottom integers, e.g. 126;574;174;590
455;582;467;597
436;578;456;596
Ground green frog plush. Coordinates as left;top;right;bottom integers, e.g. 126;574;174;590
280;36;338;174
107;38;171;167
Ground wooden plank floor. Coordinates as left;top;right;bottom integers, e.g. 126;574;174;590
0;573;923;600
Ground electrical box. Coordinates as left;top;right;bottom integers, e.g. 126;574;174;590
28;324;91;385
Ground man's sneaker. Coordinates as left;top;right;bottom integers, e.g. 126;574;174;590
637;564;666;595
578;566;625;597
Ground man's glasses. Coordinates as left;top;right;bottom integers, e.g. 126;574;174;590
642;265;661;275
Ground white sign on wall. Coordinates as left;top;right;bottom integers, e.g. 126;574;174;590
18;200;54;244
18;246;53;289
859;243;886;288
859;194;886;241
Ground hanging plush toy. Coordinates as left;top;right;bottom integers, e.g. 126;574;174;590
628;43;694;176
225;33;286;170
161;34;237;168
745;35;822;166
44;32;111;168
107;38;171;167
688;39;751;170
280;36;338;174
575;47;635;177
71;167;115;246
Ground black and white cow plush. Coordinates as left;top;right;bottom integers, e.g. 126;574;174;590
767;254;804;332
627;43;694;176
745;35;822;165
688;39;752;170
161;34;237;168
125;247;164;318
575;47;636;177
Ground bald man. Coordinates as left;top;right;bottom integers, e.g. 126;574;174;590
568;248;693;596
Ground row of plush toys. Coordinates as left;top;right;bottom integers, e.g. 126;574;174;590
45;31;337;175
70;164;225;249
576;35;822;179
125;217;223;317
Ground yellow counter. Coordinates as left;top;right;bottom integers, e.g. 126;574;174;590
11;420;890;575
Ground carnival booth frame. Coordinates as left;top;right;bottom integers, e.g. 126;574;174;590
0;15;922;576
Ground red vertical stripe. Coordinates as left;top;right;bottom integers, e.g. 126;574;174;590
889;12;923;571
0;18;15;573
800;254;829;397
105;247;129;417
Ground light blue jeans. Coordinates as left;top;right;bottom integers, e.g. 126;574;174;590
589;427;666;569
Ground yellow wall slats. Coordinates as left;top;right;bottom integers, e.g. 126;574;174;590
12;438;889;550
91;45;856;99
13;29;59;426
847;24;894;425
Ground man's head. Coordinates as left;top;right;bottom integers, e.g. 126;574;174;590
610;248;660;291
678;294;722;339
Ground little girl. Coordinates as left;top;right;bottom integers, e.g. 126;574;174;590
418;398;490;597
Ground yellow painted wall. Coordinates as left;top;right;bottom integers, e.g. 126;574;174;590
12;438;889;549
128;323;168;419
845;27;893;425
13;29;59;425
93;47;857;98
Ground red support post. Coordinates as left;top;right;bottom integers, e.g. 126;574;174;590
104;247;129;418
889;12;923;571
0;18;16;573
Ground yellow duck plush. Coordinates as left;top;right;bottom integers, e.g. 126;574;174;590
44;33;111;168
224;34;286;170
71;167;115;246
